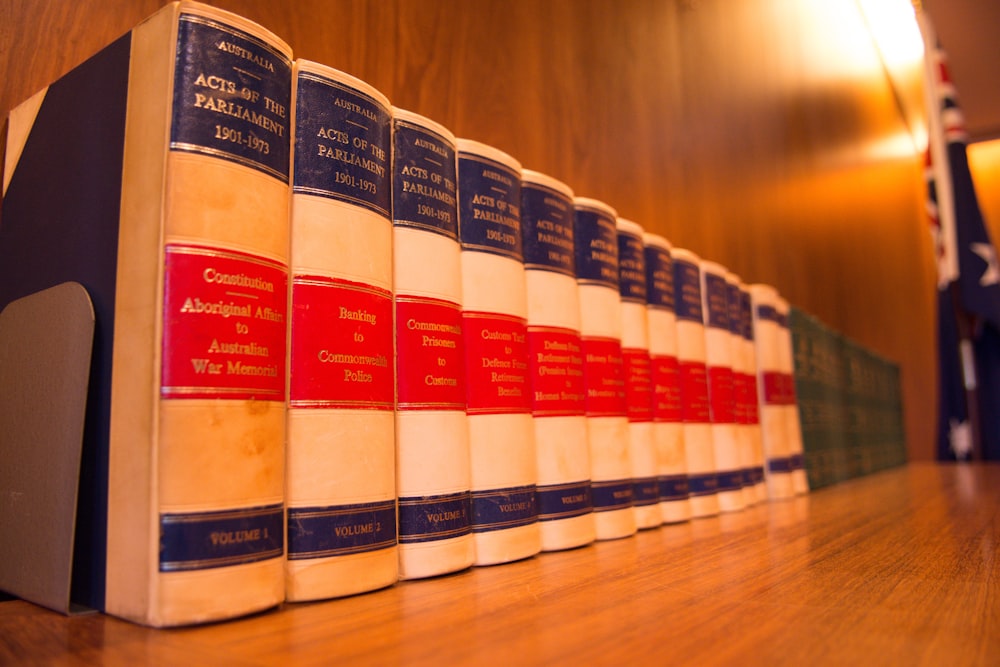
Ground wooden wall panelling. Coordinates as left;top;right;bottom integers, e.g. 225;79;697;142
1;0;937;459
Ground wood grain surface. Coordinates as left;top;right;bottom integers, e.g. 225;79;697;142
0;1;934;455
1;463;997;664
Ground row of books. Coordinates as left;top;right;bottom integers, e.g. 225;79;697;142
789;308;908;490
0;2;899;628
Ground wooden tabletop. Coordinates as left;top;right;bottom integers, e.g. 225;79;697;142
1;462;997;665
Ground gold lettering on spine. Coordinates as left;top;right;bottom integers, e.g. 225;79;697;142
333;521;381;538
215;40;276;72
469;166;520;249
177;255;284;380
426;508;466;523
308;92;390;197
210;528;267;546
192;93;286;137
400;136;456;220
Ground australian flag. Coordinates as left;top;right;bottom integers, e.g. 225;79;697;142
922;15;1000;460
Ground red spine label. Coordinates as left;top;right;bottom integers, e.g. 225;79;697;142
732;370;749;425
762;370;785;405
582;337;627;417
650;354;682;422
782;372;798;405
623;348;653;423
289;276;393;409
396;295;466;410
746;372;760;423
161;244;287;400
528;326;586;417
708;366;735;424
679;360;710;423
463;311;531;414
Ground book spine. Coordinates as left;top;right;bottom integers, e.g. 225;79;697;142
574;198;637;540
643;234;691;524
831;329;851;483
522;170;595;551
392;109;474;579
888;361;907;467
108;4;293;626
843;337;864;479
617;219;660;529
285;62;396;600
457;139;540;565
776;296;810;494
749;284;795;500
741;286;768;503
700;261;744;513
789;308;825;489
672;249;719;518
856;345;876;475
727;274;756;508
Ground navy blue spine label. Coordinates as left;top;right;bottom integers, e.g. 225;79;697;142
726;282;743;336
521;183;575;275
293;73;391;217
645;245;675;310
750;466;766;484
632;477;659;506
741;291;755;341
286;500;396;560
159;504;283;572
756;304;780;324
659;474;690;500
674;259;703;323
768;456;794;473
471;486;538;532
716;470;746;492
536;481;593;521
789;453;805;471
458;154;522;260
591;479;634;512
392;119;458;238
574;207;619;288
171;14;291;181
398;492;471;544
618;231;647;302
704;272;729;330
687;472;720;497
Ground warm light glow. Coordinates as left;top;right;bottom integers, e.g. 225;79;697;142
857;0;925;73
791;0;880;81
858;0;927;152
864;129;924;161
816;129;925;168
793;0;927;158
776;0;921;86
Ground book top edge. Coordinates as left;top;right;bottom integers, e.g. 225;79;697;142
520;169;573;199
748;283;780;302
671;247;702;264
393;108;455;144
455;138;521;173
177;1;292;60
643;232;672;251
295;59;391;111
616;217;644;237
572;196;617;219
699;259;729;276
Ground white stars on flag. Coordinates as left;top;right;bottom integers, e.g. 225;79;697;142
970;242;1000;287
